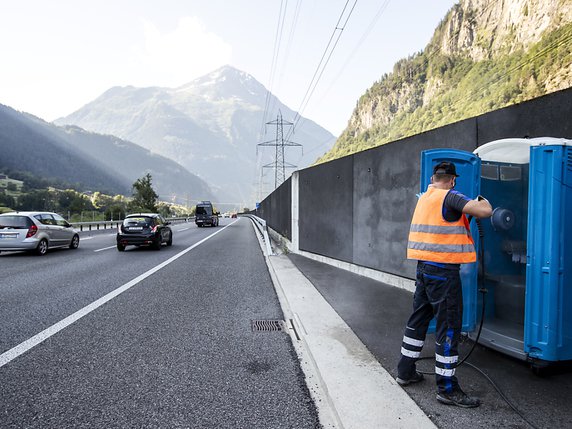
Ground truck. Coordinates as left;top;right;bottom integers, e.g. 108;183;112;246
194;201;219;227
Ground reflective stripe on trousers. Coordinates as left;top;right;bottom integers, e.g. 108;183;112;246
397;262;463;393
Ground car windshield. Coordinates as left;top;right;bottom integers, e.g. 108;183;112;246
123;217;153;227
0;216;31;229
196;206;212;215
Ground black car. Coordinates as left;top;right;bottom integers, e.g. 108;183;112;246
116;214;172;251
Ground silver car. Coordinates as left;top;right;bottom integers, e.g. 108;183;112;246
0;211;80;255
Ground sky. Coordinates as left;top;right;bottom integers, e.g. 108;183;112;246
0;0;457;136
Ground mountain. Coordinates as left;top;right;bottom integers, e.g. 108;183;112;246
0;104;217;203
55;66;336;204
320;0;572;162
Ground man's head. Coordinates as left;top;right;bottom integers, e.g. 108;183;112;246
431;161;459;187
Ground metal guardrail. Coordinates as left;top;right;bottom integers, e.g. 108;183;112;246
245;214;273;256
71;216;194;232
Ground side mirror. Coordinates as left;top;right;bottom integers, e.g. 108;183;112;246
165;221;171;225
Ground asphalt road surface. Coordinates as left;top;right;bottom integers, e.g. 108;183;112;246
288;253;572;429
0;218;320;428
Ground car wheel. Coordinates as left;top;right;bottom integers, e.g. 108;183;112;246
117;243;126;252
69;234;80;249
36;239;48;256
166;233;173;246
153;235;162;250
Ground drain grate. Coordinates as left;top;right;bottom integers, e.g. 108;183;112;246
251;319;285;332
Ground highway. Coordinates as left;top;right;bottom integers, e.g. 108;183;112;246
0;218;320;428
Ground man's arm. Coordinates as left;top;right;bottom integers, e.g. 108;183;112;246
462;197;493;218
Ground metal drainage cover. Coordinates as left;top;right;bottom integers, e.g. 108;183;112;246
251;319;285;332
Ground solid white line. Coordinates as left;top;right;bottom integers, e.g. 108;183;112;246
176;227;190;232
0;219;239;368
94;245;117;252
81;237;94;241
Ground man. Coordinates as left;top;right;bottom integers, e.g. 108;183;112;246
396;161;492;408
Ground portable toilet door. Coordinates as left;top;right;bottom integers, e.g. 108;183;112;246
525;142;572;365
420;149;481;333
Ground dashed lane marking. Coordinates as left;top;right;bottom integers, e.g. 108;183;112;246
94;245;117;252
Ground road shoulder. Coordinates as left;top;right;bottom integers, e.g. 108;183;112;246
265;253;436;429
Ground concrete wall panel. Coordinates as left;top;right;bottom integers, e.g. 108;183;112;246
299;157;353;262
353;118;477;279
258;177;292;240
477;88;572;146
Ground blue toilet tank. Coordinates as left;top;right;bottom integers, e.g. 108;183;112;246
473;137;572;365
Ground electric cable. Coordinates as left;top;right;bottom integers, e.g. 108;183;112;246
292;0;392;138
464;362;541;429
286;0;359;141
260;0;289;138
415;217;540;429
320;0;392;101
271;0;303;115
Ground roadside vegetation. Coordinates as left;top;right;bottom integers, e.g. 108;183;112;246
320;22;572;162
0;172;194;221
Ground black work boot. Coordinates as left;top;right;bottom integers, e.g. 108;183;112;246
436;388;480;408
396;371;424;386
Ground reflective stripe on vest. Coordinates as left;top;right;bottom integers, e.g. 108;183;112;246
407;187;476;264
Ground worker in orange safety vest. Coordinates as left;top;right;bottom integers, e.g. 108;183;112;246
396;161;492;408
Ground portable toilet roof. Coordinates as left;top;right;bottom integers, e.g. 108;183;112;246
474;137;572;164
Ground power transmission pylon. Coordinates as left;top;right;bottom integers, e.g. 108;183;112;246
257;111;302;190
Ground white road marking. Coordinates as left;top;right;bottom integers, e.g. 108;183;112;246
81;237;94;240
94;245;117;252
0;219;239;368
177;227;190;232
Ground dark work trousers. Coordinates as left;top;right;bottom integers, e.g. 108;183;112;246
397;261;463;393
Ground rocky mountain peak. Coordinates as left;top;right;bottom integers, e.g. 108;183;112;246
432;0;572;61
319;0;572;163
174;65;266;102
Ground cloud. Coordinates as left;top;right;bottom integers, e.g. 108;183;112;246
133;16;232;87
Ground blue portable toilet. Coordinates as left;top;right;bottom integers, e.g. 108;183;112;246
470;137;572;367
419;149;481;334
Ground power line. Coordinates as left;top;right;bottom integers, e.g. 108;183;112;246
294;0;392;138
259;0;289;138
320;0;392;101
286;0;359;141
271;0;303;117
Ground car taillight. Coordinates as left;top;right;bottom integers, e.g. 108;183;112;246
118;225;124;233
151;225;158;233
26;224;38;238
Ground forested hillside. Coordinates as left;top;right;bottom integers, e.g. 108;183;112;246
320;0;572;162
0;104;217;203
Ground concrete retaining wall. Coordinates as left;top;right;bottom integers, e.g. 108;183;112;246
258;177;292;240
257;87;572;281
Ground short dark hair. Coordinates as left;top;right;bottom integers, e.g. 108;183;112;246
433;173;455;183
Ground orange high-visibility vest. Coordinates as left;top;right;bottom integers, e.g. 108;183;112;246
407;187;476;264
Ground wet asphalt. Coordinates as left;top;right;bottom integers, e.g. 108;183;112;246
288;253;572;429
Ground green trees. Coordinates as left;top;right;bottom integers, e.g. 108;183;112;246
319;22;572;164
0;172;188;219
129;173;159;213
